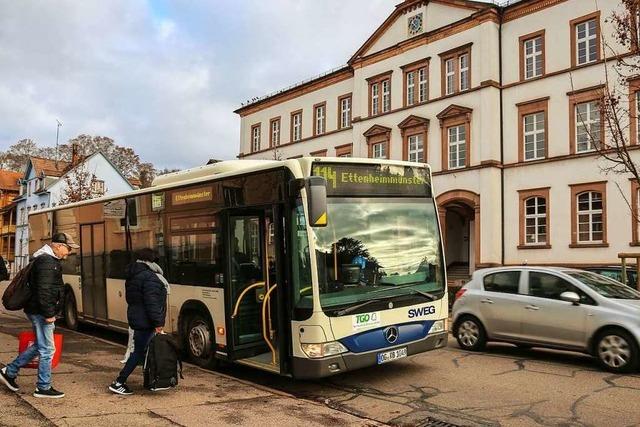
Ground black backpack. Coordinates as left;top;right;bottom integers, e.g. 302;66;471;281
2;262;34;311
143;334;183;390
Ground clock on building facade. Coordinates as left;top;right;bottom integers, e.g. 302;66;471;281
408;13;423;36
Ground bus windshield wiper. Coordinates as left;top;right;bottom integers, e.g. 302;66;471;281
369;282;437;301
334;296;392;316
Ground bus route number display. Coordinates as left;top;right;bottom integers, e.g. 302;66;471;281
312;163;431;197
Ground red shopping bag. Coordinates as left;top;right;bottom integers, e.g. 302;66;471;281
17;331;63;369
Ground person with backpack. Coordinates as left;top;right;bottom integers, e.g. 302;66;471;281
0;233;79;398
109;248;168;395
0;254;9;281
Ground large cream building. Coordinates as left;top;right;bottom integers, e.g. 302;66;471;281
235;0;640;279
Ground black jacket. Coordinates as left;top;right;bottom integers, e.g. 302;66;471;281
125;262;167;330
24;253;64;318
0;255;8;281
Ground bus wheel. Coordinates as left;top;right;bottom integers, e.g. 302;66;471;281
63;289;79;331
185;313;218;369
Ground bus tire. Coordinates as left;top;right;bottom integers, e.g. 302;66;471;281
63;288;79;331
184;312;218;369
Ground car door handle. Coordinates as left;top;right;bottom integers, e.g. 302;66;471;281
481;299;494;304
525;305;540;311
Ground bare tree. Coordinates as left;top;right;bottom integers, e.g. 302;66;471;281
0;139;39;171
58;162;106;205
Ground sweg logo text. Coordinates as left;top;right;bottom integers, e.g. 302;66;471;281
408;306;436;318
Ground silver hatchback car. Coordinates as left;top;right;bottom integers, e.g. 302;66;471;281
452;267;640;373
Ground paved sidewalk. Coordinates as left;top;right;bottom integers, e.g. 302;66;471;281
0;311;382;427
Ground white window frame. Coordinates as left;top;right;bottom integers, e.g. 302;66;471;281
459;53;470;91
382;79;391;113
293;113;302;142
418;68;428;102
406;71;415;106
577;191;603;243
448;125;466;169
371;83;380;115
576;19;597;65
372;142;386;159
315;105;325;135
575;100;600;153
523;111;545;161
524;196;547;245
271;119;280;146
524;36;543;79
445;58;455;95
251;125;261;152
408;134;424;163
340;97;351;128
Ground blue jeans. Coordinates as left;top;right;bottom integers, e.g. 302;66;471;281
6;314;56;390
116;329;154;384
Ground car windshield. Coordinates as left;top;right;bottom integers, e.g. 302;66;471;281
313;197;444;313
567;271;640;300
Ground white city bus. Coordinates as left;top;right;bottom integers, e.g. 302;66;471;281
29;158;448;378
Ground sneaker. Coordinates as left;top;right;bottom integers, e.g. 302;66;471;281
108;381;133;395
0;367;19;392
33;387;65;398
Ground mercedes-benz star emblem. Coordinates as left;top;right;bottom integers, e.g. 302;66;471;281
384;326;398;344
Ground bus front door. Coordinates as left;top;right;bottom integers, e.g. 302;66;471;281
226;209;284;373
79;223;108;322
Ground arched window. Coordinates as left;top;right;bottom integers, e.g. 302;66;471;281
525;196;547;245
577;191;603;243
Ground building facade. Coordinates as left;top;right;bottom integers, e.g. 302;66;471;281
14;152;135;269
0;170;21;270
235;0;640;279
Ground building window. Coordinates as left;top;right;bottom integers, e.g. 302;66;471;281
251;124;261;152
339;94;352;129
575;100;601;153
335;143;352;157
269;117;281;147
520;30;545;80
91;180;105;193
632;182;640;244
518;188;550;249
371;83;380;115
577;191;603;243
408;134;424;163
525;197;547;245
440;44;472;96
402;59;429;107
570;181;607;247
372;142;386;159
571;12;601;67
314;103;326;136
367;71;392;117
448;125;466;169
523;112;545;160
291;110;302;142
310;149;327;157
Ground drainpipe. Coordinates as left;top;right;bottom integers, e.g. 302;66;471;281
499;7;505;266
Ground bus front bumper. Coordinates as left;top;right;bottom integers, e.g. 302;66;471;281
292;331;448;379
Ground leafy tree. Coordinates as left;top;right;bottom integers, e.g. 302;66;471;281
0;139;39;171
58;162;106;205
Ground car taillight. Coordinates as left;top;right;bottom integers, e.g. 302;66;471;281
455;288;467;300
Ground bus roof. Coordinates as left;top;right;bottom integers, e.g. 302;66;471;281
33;157;432;214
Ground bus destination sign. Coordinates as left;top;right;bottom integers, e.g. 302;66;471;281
312;163;431;197
172;186;214;206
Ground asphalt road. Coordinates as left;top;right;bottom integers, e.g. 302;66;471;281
75;322;640;427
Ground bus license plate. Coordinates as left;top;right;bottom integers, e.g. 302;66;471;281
377;347;407;364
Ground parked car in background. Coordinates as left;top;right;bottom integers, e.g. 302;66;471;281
452;267;640;373
584;266;638;289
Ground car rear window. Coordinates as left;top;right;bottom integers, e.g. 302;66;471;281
483;271;520;294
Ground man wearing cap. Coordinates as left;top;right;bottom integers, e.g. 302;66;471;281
0;232;79;398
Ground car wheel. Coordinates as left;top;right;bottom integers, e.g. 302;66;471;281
63;289;79;331
595;329;639;373
185;312;219;369
455;316;487;351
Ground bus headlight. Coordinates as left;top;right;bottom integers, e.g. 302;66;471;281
301;341;348;358
429;320;446;334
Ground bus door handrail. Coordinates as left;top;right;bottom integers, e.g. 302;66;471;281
231;281;265;319
261;284;278;365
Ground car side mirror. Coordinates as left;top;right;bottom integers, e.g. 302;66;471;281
560;291;580;305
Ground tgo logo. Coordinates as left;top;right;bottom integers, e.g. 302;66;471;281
408;306;436;318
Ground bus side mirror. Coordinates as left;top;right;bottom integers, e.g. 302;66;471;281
306;177;328;228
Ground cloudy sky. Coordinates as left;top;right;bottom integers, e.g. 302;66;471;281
0;0;401;169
